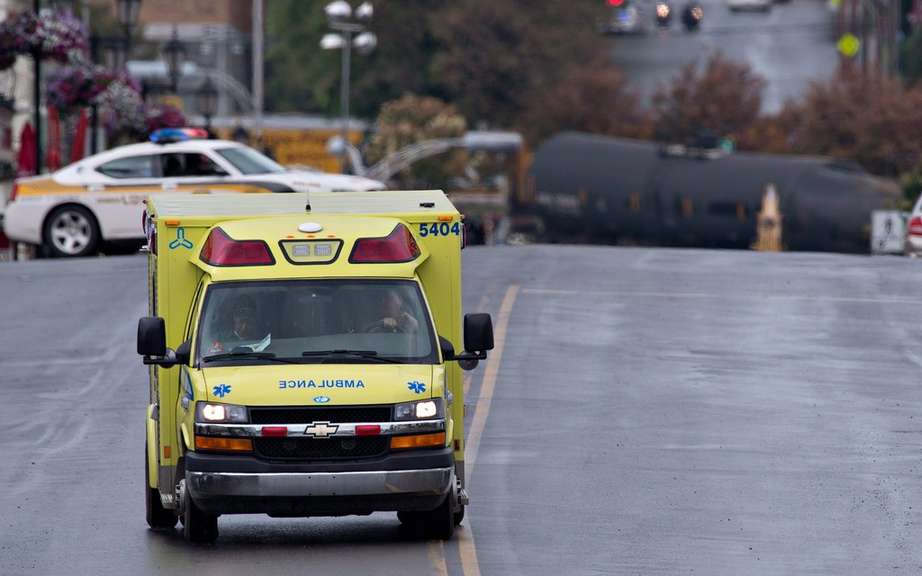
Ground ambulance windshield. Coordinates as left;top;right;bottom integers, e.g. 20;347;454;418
198;279;438;365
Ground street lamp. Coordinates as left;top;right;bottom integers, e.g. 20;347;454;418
88;0;142;154
162;26;185;94
197;76;218;133
320;1;376;172
116;0;142;55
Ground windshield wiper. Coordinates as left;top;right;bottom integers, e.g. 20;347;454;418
300;349;402;364
203;351;300;364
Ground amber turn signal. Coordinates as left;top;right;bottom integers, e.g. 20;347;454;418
195;436;253;452
390;432;446;450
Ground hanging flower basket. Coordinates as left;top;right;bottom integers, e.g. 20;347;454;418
0;9;87;70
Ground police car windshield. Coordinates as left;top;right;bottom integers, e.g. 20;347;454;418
214;146;286;175
197;279;438;365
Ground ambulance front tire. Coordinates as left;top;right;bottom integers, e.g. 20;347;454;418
145;444;178;530
183;481;218;543
42;204;100;258
398;491;455;540
453;505;465;526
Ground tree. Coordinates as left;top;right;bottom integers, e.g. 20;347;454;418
520;65;651;144
429;1;607;130
264;0;443;117
782;69;922;177
652;54;765;144
365;93;467;187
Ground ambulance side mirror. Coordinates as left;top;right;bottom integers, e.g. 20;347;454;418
138;316;180;367
464;313;494;353
138;317;166;357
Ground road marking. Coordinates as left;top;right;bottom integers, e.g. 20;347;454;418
522;287;922;306
457;284;519;576
427;541;449;576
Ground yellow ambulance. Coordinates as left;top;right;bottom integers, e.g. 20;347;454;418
137;190;492;543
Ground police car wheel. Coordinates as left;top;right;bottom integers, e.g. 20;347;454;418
145;444;178;530
182;481;218;543
43;205;99;258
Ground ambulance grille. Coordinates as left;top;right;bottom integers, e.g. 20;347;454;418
254;437;389;460
250;406;392;424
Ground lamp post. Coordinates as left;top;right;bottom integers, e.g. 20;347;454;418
197;76;218;133
320;1;376;172
88;0;142;154
162;25;185;94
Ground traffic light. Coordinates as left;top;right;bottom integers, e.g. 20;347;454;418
681;2;703;31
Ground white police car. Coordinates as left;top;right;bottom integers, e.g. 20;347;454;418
3;128;386;257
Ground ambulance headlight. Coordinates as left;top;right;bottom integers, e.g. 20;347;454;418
196;402;248;423
394;399;443;421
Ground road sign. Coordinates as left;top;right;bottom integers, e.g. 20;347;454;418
837;34;860;58
870;210;906;254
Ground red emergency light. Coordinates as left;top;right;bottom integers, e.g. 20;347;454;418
349;224;420;263
608;0;625;6
200;227;276;266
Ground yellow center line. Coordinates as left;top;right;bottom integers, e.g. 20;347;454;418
457;284;519;576
427;540;449;576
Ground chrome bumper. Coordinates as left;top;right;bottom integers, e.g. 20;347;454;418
187;467;452;499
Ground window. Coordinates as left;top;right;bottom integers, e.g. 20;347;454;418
196;280;437;366
214;146;286;175
96;155;156;179
160;153;228;178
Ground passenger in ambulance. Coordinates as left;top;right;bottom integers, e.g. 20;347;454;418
363;289;420;333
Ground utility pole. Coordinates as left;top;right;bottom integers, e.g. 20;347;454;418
252;0;264;141
33;0;42;173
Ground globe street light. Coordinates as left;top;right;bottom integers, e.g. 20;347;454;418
162;26;185;94
321;1;377;172
197;76;219;133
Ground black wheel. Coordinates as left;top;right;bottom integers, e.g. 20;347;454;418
398;492;455;540
453;505;465;526
145;444;178;530
182;479;218;543
42;205;99;258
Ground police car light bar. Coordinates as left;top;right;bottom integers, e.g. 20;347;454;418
150;127;209;144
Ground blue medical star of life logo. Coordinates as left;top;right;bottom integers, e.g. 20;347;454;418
213;384;232;398
408;381;426;394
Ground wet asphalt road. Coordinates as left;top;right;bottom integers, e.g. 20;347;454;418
4;246;922;574
610;0;839;112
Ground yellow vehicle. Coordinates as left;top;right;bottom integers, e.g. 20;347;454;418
136;191;493;543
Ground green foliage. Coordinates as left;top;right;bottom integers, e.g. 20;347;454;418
265;1;336;113
264;0;609;142
365;93;467;187
901;164;922;210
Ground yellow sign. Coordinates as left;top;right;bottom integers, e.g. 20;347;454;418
261;129;363;174
837;33;860;58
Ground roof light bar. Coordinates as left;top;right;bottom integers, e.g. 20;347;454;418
200;227;276;267
349;224;420;263
150;127;209;144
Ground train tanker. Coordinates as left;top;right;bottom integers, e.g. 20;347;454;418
524;132;899;253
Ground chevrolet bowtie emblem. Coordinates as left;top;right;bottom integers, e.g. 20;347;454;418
304;421;338;438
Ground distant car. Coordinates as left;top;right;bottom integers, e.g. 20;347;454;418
3;128;386;257
727;0;771;11
905;194;922;256
604;0;643;34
